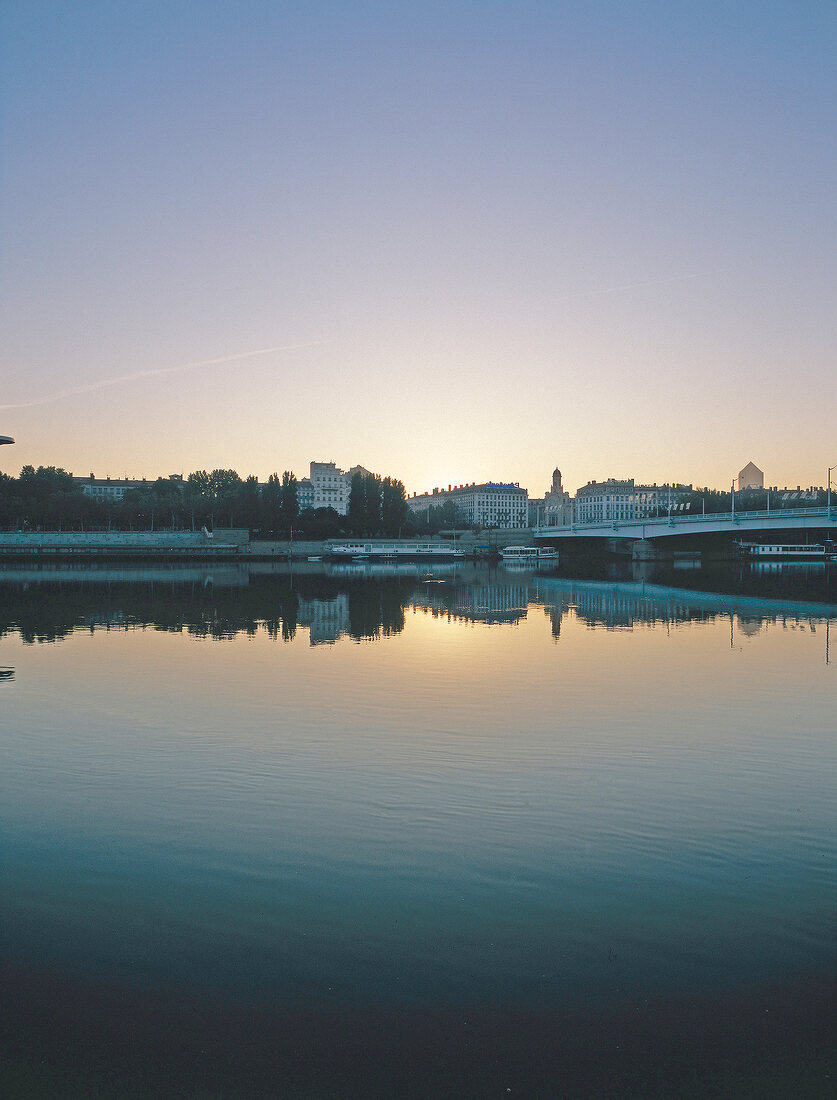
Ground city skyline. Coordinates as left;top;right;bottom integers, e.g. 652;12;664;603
2;2;834;496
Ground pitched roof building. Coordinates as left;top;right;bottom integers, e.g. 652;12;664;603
738;462;764;490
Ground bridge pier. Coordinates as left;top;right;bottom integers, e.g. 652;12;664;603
631;539;663;562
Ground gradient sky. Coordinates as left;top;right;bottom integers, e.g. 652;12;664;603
1;1;834;496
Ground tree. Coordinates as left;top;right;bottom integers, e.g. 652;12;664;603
185;470;212;530
239;475;261;532
280;471;299;533
209;469;243;527
262;473;283;534
363;473;382;533
348;472;366;534
381;477;407;536
16;465;86;530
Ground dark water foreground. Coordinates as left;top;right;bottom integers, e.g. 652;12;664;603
0;562;834;1098
2;964;833;1098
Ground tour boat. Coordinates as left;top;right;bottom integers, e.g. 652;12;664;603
737;542;827;559
500;546;559;564
329;541;465;560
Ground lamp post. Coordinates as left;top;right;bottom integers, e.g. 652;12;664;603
731;476;739;522
828;465;835;520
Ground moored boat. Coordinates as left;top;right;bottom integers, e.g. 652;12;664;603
737;542;827;559
501;546;559;564
329;541;465;560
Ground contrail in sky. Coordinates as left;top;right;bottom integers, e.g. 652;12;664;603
0;339;329;411
554;271;706;302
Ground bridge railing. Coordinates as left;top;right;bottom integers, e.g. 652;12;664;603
535;506;833;536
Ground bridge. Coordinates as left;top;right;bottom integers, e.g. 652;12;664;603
534;506;835;542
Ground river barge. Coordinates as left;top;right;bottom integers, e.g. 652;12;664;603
328;541;465;560
737;541;830;560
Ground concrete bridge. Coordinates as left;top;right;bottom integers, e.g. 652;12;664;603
534;506;835;542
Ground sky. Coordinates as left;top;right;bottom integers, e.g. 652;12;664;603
1;1;834;497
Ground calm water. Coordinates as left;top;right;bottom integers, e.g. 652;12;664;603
0;562;834;1098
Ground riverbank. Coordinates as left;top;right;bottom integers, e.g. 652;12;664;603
0;529;745;563
0;530;250;560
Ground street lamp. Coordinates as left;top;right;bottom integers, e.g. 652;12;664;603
828;464;836;519
731;476;739;521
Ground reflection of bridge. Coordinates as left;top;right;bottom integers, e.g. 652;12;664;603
534;507;834;541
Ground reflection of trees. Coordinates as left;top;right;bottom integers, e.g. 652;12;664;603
348;582;406;640
0;566;830;648
0;573;416;647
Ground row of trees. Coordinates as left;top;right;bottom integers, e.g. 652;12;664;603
0;464;410;537
347;471;408;536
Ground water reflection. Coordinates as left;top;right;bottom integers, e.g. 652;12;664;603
0;561;833;1097
1;562;832;651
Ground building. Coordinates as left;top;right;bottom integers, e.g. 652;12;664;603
298;461;376;515
738;462;764;490
307;461;351;513
74;474;184;502
407;481;528;529
573;478;692;524
542;468;573;527
296;477;315;511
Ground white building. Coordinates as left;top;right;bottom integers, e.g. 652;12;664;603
573;478;692;524
407;481;528;529
300;461;375;515
308;461;350;513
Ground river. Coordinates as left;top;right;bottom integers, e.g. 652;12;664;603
0;561;834;1097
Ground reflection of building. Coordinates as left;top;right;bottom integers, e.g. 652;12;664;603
736;616;763;637
574;478;691;523
297;594;351;644
407;482;528;528
738;462;764;490
412;582;530;624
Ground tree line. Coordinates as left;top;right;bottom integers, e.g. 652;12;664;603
0;464;411;537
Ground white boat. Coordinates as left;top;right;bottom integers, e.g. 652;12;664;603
329;541;465;560
737;542;827;559
500;546;559;564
